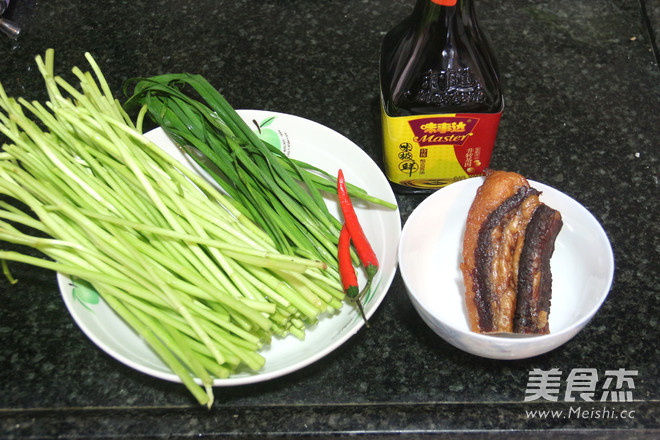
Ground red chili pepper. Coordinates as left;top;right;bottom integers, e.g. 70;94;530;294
338;223;359;299
338;223;369;326
337;169;379;280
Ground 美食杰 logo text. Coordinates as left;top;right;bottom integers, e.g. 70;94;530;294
523;368;639;420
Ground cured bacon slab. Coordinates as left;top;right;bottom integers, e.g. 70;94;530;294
460;170;562;335
514;204;563;334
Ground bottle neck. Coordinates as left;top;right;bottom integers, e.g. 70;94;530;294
430;0;458;6
412;0;473;26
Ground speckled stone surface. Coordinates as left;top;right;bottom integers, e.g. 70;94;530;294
0;0;658;438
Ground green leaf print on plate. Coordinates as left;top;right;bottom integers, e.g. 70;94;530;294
71;277;100;312
253;116;282;150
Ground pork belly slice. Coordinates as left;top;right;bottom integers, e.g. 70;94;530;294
514;204;563;334
461;170;563;335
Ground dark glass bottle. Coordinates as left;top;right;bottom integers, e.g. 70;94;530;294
380;0;503;194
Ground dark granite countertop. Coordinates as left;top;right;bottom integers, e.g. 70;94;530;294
1;0;658;438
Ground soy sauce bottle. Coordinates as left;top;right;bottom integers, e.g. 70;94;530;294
380;0;503;194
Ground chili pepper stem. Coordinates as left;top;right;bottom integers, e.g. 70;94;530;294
346;285;359;298
365;264;378;281
358;278;372;301
352;297;369;328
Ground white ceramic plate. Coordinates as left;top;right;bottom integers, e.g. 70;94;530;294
399;176;614;359
58;110;401;385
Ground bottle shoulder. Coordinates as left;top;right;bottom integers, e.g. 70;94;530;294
380;14;502;116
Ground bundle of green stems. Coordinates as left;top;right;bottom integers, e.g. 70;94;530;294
0;50;346;407
123;73;396;277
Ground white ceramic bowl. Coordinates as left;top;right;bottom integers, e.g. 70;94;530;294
399;177;614;360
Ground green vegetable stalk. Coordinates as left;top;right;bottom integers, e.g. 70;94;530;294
0;50;346;407
123;73;396;276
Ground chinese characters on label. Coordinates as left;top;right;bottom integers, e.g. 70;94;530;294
525;368;638;402
420;121;467;134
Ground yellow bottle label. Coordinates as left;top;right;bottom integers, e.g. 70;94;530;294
381;107;502;189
